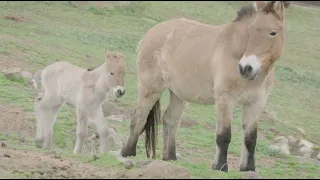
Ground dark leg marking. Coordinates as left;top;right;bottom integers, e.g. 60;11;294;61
213;126;231;172
240;125;257;172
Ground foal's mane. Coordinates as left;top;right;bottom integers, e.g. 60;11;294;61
87;64;102;71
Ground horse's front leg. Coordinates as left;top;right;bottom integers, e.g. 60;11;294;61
239;99;265;172
212;95;234;172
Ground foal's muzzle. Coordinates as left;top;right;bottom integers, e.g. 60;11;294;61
114;86;125;98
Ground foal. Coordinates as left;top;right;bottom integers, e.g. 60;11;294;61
35;48;125;154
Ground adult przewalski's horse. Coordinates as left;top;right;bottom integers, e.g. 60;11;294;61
121;1;290;172
35;48;126;154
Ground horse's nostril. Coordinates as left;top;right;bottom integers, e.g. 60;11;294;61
244;65;252;74
122;90;125;95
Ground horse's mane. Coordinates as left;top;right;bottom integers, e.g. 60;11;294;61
234;4;256;22
233;1;291;22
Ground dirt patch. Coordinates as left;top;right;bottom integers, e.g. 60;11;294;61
0;146;126;179
3;15;28;22
0;105;35;138
0;145;192;179
0;54;28;72
124;160;190;179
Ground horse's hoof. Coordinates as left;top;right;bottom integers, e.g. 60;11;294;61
212;163;228;173
121;147;136;157
35;139;43;148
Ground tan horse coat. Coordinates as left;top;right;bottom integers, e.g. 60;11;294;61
121;1;290;173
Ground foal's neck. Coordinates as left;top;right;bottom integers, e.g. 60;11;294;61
90;62;110;92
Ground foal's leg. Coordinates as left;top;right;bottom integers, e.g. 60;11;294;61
162;90;187;161
73;108;89;154
91;106;109;153
212;95;234;172
35;93;64;149
121;92;162;157
239;100;265;172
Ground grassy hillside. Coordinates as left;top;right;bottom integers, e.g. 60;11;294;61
0;1;319;178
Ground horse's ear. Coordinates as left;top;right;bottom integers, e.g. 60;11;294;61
253;1;268;11
117;49;123;58
262;1;286;20
104;47;109;62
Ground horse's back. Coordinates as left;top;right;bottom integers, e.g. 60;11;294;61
136;18;224;104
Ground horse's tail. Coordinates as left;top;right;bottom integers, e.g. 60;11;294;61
145;99;161;159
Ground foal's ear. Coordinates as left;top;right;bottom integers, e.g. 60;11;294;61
262;1;286;20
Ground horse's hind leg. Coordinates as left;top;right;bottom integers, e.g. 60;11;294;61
239;99;265;172
121;91;162;157
162;90;187;161
35;93;64;149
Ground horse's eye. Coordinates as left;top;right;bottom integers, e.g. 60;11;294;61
270;31;278;36
110;72;114;75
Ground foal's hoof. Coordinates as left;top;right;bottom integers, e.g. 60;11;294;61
35;139;43;148
212;163;228;173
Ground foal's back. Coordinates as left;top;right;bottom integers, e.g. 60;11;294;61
41;61;86;105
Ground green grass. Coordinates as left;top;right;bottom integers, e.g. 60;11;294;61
0;1;320;178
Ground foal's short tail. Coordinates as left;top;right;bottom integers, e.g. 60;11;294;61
145;99;161;159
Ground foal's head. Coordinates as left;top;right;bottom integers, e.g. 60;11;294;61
238;1;290;80
103;48;125;98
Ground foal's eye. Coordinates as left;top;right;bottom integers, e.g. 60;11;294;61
110;72;114;75
269;31;278;36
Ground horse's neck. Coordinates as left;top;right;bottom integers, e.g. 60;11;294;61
221;21;250;60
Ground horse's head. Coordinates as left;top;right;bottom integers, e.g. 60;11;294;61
238;1;290;80
104;48;126;98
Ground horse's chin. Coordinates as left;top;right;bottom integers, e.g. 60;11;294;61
242;71;259;81
248;71;259;81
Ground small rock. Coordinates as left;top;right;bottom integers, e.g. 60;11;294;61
53;155;61;159
19;137;25;143
296;127;306;135
124;160;134;169
299;146;313;158
317;152;320;161
20;70;33;81
3;153;11;158
269;144;290;155
273;136;289;144
287;136;297;145
1;142;7;148
299;139;314;149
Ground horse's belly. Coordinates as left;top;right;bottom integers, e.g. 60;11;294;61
166;76;215;105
